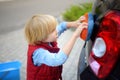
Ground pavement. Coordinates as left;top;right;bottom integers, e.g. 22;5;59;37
0;25;85;80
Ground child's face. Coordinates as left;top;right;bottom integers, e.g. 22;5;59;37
43;29;58;42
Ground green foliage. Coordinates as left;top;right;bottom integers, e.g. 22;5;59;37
62;3;92;21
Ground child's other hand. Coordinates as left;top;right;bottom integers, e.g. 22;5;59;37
73;22;88;38
79;15;87;23
73;15;87;28
67;14;88;28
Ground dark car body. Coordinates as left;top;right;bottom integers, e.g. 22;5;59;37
78;0;120;80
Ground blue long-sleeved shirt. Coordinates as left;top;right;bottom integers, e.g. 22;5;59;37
32;22;68;67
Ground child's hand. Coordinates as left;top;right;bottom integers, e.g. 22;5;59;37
72;15;87;28
67;14;88;28
77;16;86;23
78;13;88;23
73;22;88;38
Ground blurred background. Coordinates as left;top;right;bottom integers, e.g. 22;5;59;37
0;0;93;80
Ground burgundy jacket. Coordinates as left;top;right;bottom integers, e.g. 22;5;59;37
27;42;62;80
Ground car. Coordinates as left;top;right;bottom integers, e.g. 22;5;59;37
77;0;120;80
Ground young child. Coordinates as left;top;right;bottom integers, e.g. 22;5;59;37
24;14;87;80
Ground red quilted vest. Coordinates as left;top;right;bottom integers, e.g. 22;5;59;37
27;42;62;80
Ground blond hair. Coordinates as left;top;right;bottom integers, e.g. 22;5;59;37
24;14;57;45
